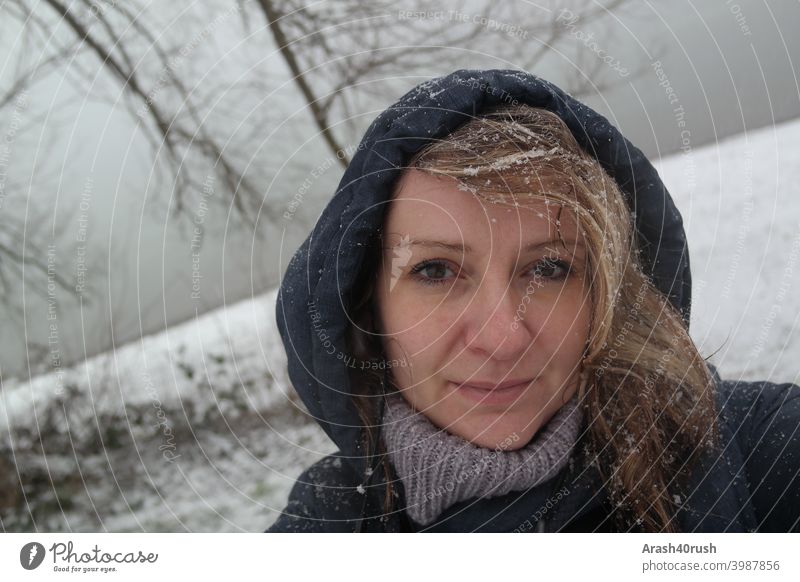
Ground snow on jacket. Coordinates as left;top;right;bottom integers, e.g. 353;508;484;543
267;69;800;533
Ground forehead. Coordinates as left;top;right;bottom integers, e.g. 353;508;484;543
384;169;583;246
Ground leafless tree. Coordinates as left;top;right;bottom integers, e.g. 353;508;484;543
3;0;281;223
1;0;264;374
252;0;649;168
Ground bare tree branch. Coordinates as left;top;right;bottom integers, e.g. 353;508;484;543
257;0;350;167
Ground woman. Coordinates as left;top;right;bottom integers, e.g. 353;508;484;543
268;69;800;532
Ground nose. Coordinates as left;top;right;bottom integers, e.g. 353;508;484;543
462;278;535;361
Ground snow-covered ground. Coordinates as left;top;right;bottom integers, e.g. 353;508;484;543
654;117;800;385
0;289;337;532
2;117;799;532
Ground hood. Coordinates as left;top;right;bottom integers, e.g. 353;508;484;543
275;69;692;474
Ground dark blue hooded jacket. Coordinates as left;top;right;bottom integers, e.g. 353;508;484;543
268;69;800;533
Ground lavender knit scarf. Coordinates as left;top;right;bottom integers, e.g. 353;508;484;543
381;391;583;526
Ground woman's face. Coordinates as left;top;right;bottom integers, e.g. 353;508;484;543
375;169;591;450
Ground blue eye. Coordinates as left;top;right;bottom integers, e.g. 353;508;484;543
410;260;457;287
530;258;570;280
409;258;571;288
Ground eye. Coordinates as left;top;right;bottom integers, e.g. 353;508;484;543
528;257;571;281
409;260;458;287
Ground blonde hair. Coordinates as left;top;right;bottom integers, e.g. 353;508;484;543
347;104;719;532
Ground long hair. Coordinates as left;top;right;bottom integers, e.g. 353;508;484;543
346;104;720;532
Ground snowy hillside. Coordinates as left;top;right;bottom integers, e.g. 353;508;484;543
654;117;800;384
2;117;799;532
0;289;336;531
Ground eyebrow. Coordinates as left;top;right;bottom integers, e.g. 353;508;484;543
400;238;584;253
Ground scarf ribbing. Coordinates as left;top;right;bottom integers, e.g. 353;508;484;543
381;391;583;526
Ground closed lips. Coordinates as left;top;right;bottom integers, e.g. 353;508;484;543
453;379;535;391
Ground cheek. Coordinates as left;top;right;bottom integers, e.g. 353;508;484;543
384;318;449;364
381;290;454;343
551;297;591;355
379;300;454;381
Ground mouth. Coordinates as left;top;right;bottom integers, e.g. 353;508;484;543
448;378;536;406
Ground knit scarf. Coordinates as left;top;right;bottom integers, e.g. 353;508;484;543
381;391;583;526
